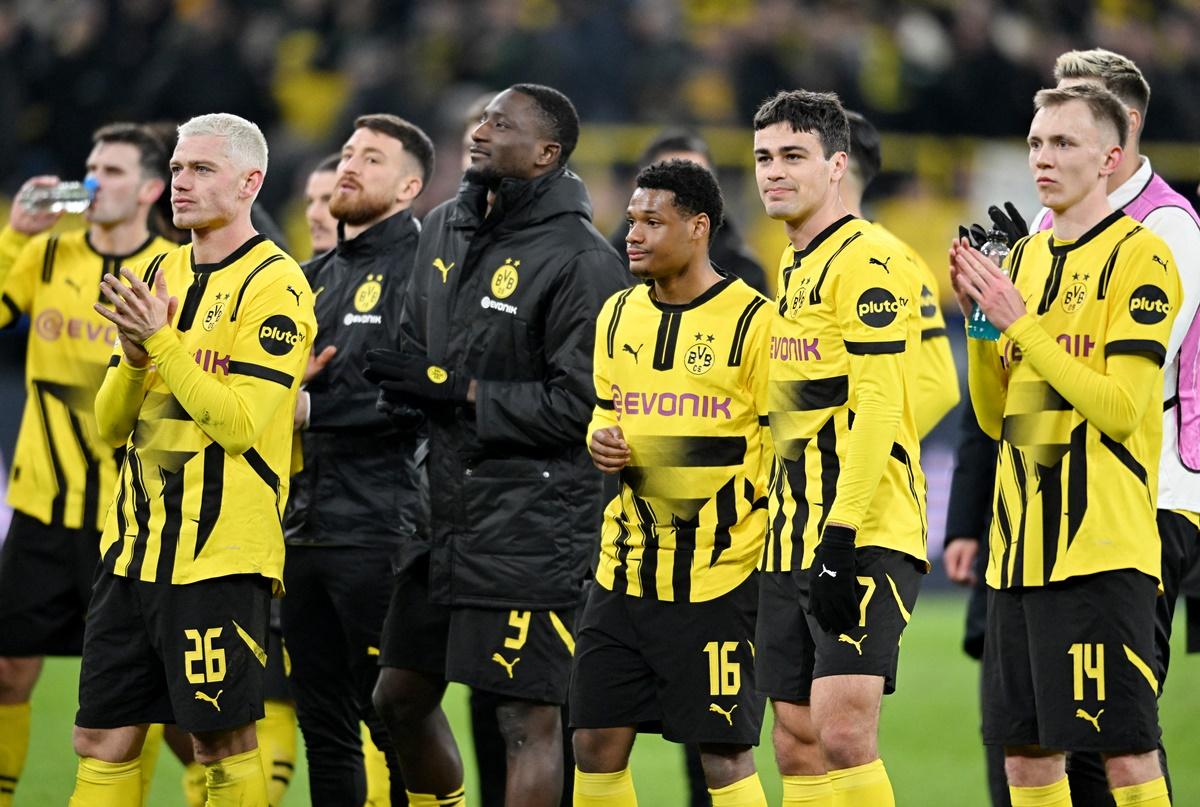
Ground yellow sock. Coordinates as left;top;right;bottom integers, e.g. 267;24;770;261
1112;776;1170;806
68;757;142;807
573;768;637;806
182;761;207;807
405;785;467;806
1009;777;1071;807
362;721;391;807
256;701;298;806
205;748;267;807
782;773;834;805
709;771;767;806
0;703;31;807
139;723;164;803
828;759;894;807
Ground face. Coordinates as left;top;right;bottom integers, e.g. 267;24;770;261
170;134;256;231
625;187;705;282
305;169;338;253
466;89;555;184
1027;100;1121;213
329;126;419;227
754;123;844;224
85;141;159;226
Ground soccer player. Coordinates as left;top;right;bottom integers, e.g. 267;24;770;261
0;123;176;805
366;83;626;807
303;153;341;257
71;112;315;805
951;84;1178;807
753;89;928;807
840;110;959;438
282;113;434;806
572;159;771;807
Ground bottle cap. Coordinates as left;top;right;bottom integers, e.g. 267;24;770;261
84;176;100;197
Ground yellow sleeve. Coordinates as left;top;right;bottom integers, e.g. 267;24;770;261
911;254;959;437
745;295;775;477
0;227;38;327
141;272;315;455
966;334;1007;440
587;296;620;449
94;349;151;446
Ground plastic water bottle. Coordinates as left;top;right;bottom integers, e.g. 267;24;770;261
967;228;1011;341
17;177;99;214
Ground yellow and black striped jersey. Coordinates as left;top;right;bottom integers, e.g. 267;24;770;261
0;226;177;530
94;235;315;589
763;215;928;574
975;212;1180;588
588;276;771;602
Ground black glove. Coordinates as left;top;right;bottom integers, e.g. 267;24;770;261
375;389;425;432
807;525;860;634
364;349;470;405
958;201;1029;250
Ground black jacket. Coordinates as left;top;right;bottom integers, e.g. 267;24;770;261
608;215;768;295
285;211;423;548
401;168;628;608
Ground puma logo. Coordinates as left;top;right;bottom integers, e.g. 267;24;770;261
623;343;643;364
818;564;837;579
868;256;891;272
285;285;302;305
838;633;867;655
491;653;520;679
1075;708;1104;733
434;258;455;284
708;703;738;726
194;690;223;712
1152;255;1169;272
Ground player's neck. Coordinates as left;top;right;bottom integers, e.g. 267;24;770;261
88;217;151;256
652;258;721;305
1050;187;1114;242
343;201;409;241
785;195;851;252
1107;148;1142;194
190;216;259;264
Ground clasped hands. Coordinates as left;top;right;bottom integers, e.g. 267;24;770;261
363;349;473;411
94;268;178;367
949;201;1029;333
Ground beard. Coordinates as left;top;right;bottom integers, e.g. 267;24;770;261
329;186;393;226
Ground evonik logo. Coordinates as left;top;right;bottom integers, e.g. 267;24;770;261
481;296;518;315
611;385;732;420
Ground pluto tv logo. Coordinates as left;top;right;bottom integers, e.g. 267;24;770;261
1128;285;1170;325
259;315;302;355
856;287;904;328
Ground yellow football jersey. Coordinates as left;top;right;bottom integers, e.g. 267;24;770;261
0;227;177;530
95;235;315;589
589;276;771;602
981;212;1180;588
763;216;928;573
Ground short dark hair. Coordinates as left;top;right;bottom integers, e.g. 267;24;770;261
1034;84;1130;148
634;159;724;242
509;83;580;167
640;129;712;168
752;90;849;158
353;114;436;188
312;152;340;174
845;110;882;190
92;123;168;182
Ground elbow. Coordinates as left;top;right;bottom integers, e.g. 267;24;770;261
96;422;130;448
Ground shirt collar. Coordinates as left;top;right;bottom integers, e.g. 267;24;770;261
1108;155;1153;211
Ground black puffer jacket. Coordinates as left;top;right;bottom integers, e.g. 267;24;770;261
400;168;628;608
285;211;424;548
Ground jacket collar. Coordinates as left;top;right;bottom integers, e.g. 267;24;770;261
335;209;418;257
447;167;592;231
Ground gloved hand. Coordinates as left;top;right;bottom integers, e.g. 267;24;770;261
364;349;470;405
375;389;425;431
958;201;1029;249
807;525;860;633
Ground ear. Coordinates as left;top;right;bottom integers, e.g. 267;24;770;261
1126;107;1143;141
828;150;849;183
691;212;710;243
240;169;265;201
535;142;562;170
1100;144;1124;177
139;177;166;206
396;174;423;205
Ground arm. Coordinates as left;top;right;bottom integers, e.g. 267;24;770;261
94;352;150;446
966;336;1007;440
307;391;396;433
915;333;960;438
944;403;998;541
0;230;42;328
586;296;629;473
1142;207;1200;368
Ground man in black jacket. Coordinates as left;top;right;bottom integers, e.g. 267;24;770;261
282;113;434;807
367;84;627;807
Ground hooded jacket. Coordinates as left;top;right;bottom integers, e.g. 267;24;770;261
400;168;628;608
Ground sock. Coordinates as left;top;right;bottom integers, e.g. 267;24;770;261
68;757;142;807
1112;777;1170;807
182;761;207;807
709;771;767;807
782;773;834;805
405;785;467;806
828;759;894;807
362;721;391;807
573;768;637;806
0;703;31;807
139;723;164;804
256;701;297;806
1009;777;1071;807
205;748;267;807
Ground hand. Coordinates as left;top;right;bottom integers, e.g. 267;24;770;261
294;390;310;430
807;524;860;634
363;349;470;405
117;333;151;369
942;537;979;586
304;345;337;384
987;201;1029;245
10;176;65;235
95;268;177;344
950;238;1026;330
375;389;425;431
590;426;630;473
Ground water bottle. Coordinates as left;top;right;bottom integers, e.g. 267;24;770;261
17;177;99;214
967;228;1011;341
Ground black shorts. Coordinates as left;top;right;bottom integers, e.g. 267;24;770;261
76;571;271;733
982;570;1161;753
0;511;99;656
569;574;764;746
755;547;923;701
379;558;575;705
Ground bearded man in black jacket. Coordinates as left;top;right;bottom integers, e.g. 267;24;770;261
366;84;627;807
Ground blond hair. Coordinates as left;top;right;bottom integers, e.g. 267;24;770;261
1034;85;1130;148
177;113;269;175
1054;49;1150;117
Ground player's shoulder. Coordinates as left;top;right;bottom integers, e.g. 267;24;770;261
601;282;643;317
719;275;771;314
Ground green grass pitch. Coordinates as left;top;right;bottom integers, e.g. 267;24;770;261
17;593;1200;805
